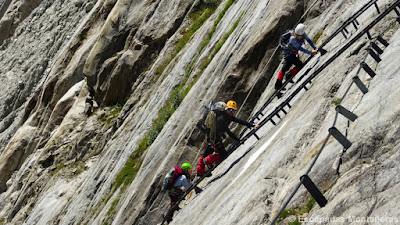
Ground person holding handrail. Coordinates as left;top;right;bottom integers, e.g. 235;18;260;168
275;23;318;90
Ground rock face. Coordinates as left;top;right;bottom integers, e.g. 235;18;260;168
0;0;399;224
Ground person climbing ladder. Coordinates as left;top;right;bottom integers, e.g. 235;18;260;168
275;23;318;90
163;163;193;209
196;100;259;176
162;163;192;223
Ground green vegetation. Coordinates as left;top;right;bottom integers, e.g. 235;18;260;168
278;196;316;223
313;30;324;44
300;196;316;214
311;151;318;158
199;0;236;56
110;105;123;116
113;0;240;194
387;19;399;31
184;0;238;78
52;163;66;176
70;162;85;178
77;28;89;46
146;86;186;145
332;98;341;105
279;208;297;220
113;152;142;191
51;160;85;178
97;104;123;127
69;122;77;132
76;1;242;221
278;52;284;61
200;11;243;70
154;2;220;77
113;84;189;191
102;197;120;225
108;198;120;215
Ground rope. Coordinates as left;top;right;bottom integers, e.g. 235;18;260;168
236;46;279;116
162;1;399;223
268;2;400;223
299;0;321;23
236;0;321;116
270;47;378;225
335;17;400;174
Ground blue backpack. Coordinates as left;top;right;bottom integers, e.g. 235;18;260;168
163;166;184;190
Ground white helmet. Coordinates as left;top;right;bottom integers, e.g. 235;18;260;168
295;23;305;35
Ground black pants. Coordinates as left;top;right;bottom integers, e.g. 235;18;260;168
168;188;183;209
275;54;304;90
202;142;227;159
282;54;304;73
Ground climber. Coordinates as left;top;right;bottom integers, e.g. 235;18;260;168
165;163;193;210
275;23;318;90
196;100;260;176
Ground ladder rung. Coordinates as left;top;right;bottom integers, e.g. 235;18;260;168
301;175;328;207
341;30;348;39
360;62;376;78
377;35;389;47
353;76;369;94
374;2;381;14
371;42;383;54
329;127;352;149
352;21;358;30
366;31;372;40
335;105;358;122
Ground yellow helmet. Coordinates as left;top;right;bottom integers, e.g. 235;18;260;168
226;100;237;110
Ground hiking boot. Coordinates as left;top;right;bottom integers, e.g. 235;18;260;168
274;79;283;90
196;172;212;177
285;72;294;83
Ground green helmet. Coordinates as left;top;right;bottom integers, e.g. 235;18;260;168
181;163;192;171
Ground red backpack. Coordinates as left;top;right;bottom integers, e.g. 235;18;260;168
163;166;184;190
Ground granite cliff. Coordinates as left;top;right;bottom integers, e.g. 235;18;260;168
0;0;399;224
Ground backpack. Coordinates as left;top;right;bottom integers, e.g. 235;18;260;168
279;29;294;50
197;102;226;144
163;166;184;190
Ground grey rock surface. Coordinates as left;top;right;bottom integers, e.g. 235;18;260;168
0;0;92;152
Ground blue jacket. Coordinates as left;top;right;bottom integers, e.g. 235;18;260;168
173;175;190;191
283;33;316;55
